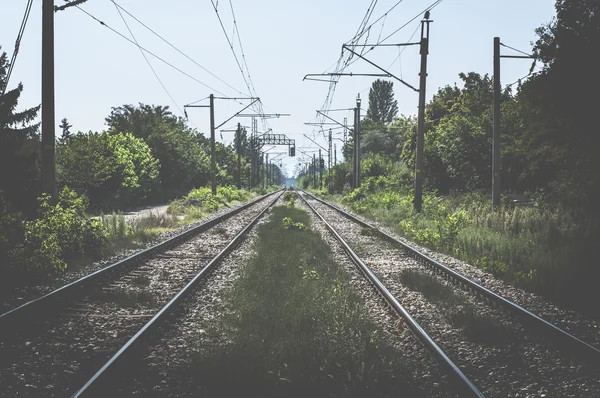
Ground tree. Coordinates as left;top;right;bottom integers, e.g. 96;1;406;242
0;47;41;214
57;118;72;147
57;131;160;209
366;79;398;123
106;103;211;200
517;0;600;208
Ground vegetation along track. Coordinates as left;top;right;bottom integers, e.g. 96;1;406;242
299;190;600;397
0;190;283;397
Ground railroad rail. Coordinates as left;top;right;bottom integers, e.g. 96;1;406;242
297;191;485;398
71;190;284;397
0;189;281;335
0;190;283;397
300;190;600;364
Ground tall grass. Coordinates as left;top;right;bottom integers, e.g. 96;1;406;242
182;206;425;397
341;184;600;317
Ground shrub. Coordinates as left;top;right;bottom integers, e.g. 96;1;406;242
25;187;108;271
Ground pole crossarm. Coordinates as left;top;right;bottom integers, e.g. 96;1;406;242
236;113;291;118
351;42;420;47
216;99;259;130
304;73;392;81
342;45;419;92
500;55;536;59
303;134;328;153
316;111;353;132
54;0;88;12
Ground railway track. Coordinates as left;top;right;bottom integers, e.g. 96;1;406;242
0;190;283;397
298;190;600;397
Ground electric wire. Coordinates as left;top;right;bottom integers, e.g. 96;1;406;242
111;1;186;119
74;6;229;96
111;1;249;97
2;0;34;97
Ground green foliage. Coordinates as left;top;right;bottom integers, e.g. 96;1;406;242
57;131;160;210
25;187;107;271
106;103;211;201
281;217;305;230
168;185;253;224
0;47;41;215
365;79;399;123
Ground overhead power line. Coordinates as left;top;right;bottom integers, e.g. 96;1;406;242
111;1;186;118
74;6;229;96
2;0;34;97
111;1;248;97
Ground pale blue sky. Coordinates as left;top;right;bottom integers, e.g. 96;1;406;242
2;0;556;176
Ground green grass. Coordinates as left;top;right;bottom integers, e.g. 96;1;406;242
183;206;425;397
338;187;600;318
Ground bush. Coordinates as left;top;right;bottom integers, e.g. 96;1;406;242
25;187;107;271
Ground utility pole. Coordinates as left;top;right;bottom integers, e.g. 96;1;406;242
493;37;501;207
313;154;316;188
236;123;242;189
42;0;56;202
209;94;217;195
261;153;265;189
414;11;432;213
334;143;337;165
319;148;323;189
354;95;362;189
265;153;269;188
343;117;348;144
328;129;332;193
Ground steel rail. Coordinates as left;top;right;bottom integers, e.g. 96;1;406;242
0;190;282;335
298;192;485;398
300;190;600;364
72;190;284;397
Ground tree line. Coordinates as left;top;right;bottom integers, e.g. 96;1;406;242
303;0;599;214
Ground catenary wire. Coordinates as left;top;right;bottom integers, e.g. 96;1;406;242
111;1;249;97
74;6;229;96
2;0;34;97
111;1;187;120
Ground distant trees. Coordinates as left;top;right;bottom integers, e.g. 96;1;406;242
0;47;41;215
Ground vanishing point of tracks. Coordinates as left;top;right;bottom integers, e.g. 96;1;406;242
299;190;600;398
0;190;283;397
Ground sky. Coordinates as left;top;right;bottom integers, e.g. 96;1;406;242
1;0;557;177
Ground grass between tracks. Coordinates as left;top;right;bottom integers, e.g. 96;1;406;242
186;204;425;397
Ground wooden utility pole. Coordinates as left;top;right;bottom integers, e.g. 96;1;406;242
319;148;323;189
313;154;316;188
493;37;501;207
261;152;265;189
353;95;362;189
334;143;337;165
328;129;332;193
209;94;216;195
414;11;432;213
236;123;242;189
42;0;56;202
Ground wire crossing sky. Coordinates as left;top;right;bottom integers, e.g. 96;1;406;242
1;0;555;176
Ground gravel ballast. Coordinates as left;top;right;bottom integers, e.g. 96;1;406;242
0;194;277;398
302;193;600;398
